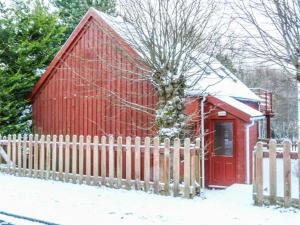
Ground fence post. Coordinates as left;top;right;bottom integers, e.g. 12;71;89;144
93;136;99;186
173;138;180;197
144;137;150;192
283;140;291;208
163;138;170;196
125;136;132;190
269;139;277;205
116;136;122;188
153;137;160;194
255;142;263;206
135;137;141;190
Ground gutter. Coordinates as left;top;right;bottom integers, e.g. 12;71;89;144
245;116;264;184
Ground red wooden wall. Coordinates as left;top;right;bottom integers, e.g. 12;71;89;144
31;14;156;138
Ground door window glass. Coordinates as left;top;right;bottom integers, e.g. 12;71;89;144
214;122;233;156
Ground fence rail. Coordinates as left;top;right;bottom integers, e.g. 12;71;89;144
253;140;300;208
0;134;201;199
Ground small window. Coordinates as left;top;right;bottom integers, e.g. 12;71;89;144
214;122;233;156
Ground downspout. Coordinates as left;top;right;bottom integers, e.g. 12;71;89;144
200;95;207;190
245;116;264;184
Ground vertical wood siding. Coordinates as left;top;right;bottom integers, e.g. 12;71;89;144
32;18;156;138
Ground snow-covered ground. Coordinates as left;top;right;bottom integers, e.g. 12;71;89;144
0;173;299;225
263;158;299;198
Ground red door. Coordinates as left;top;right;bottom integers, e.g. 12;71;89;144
209;120;236;187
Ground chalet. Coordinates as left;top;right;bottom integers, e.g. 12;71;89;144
30;8;273;188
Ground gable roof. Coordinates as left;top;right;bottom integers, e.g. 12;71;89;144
207;96;263;122
30;8;260;105
30;8;138;100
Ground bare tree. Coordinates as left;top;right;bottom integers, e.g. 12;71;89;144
235;0;300;139
51;0;228;139
116;0;226;139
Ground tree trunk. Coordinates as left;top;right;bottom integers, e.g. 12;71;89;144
154;74;187;140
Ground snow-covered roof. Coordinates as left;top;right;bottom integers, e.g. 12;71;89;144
216;96;263;118
186;57;261;102
96;9;261;103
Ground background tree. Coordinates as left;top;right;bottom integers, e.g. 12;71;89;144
235;0;300;139
0;0;66;135
51;0;116;40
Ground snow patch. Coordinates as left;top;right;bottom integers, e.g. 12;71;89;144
0;173;299;225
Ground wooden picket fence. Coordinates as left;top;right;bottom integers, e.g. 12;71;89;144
253;140;300;208
0;134;201;198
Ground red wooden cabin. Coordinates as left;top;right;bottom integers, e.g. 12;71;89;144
30;8;269;187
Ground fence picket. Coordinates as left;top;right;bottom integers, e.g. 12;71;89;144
79;135;84;184
12;134;17;175
65;135;70;182
46;135;51;179
135;137;141;190
58;135;64;181
6;135;11;173
0;134;199;199
153;137;160;194
163;138;170;195
269;139;277;205
93;136;99;185
109;135;114;187
39;135;45;178
17;134;22;175
116;136;122;188
283;140;291;208
144;137;150;192
255;142;263;206
101;136;106;185
86;136;91;185
22;135;27;176
173;138;180;197
195;138;201;193
190;143;196;197
33;134;39;177
28;134;33;177
52;135;57;180
126;136;132;190
72;135;77;183
184;138;191;198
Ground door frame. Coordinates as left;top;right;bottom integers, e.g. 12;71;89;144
208;118;237;187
